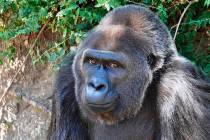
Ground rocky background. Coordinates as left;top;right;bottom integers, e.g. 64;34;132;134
0;59;53;140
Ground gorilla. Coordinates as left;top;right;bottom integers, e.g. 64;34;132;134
47;5;210;140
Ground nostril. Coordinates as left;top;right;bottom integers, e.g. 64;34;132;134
96;84;106;91
88;82;107;91
88;82;95;88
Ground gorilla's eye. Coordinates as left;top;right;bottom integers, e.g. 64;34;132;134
88;58;97;65
108;62;120;68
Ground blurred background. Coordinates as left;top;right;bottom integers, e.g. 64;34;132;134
0;0;209;139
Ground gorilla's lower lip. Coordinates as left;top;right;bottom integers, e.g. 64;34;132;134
87;102;114;107
86;101;116;113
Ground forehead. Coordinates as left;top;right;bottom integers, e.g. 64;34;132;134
84;25;145;52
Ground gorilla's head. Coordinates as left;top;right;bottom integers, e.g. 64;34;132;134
72;5;176;125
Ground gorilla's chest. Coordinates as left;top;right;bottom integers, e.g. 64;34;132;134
91;115;156;140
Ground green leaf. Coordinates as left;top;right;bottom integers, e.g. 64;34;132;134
63;28;67;38
108;0;121;9
78;0;87;4
204;0;210;7
96;0;107;6
0;59;3;65
95;0;112;11
57;48;65;57
204;64;210;73
157;4;168;23
68;3;78;10
25;16;41;32
143;0;152;5
49;53;58;62
39;7;48;21
44;51;51;59
19;7;32;18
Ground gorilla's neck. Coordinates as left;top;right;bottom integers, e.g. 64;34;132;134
90;107;158;140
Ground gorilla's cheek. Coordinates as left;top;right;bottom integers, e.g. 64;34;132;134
74;79;86;107
115;71;152;119
75;84;95;118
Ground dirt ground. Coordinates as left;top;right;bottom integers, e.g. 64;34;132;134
0;57;54;140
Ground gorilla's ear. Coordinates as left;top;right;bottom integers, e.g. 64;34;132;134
147;53;164;72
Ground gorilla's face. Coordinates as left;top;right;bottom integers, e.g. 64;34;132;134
73;26;153;125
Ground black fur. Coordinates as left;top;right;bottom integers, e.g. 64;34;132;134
48;5;210;140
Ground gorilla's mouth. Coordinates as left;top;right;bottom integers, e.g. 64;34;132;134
88;102;114;107
87;102;116;114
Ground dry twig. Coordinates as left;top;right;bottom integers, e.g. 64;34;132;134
173;0;198;40
0;20;49;104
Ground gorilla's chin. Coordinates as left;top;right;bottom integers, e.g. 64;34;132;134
88;102;115;114
85;99;117;114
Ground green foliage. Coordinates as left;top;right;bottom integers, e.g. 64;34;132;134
204;0;210;7
157;3;168;23
0;0;209;75
0;45;16;64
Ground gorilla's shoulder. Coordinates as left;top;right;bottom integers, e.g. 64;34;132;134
54;51;76;94
158;56;210;94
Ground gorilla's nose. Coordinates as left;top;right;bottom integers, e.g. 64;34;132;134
85;77;116;113
86;77;109;103
88;78;108;92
